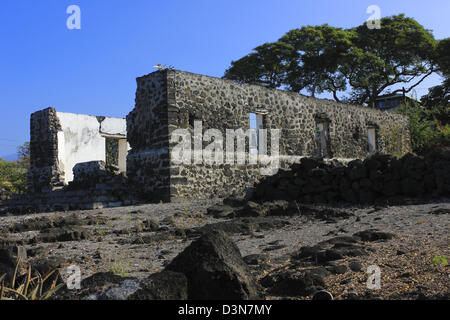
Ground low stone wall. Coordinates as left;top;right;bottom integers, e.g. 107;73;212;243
1;161;137;214
1;189;140;214
70;161;125;188
252;147;450;205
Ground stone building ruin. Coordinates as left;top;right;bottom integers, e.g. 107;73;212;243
126;70;411;202
28;108;129;193
2;70;412;213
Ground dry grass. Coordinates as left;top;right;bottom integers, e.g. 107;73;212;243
0;258;64;300
326;235;449;300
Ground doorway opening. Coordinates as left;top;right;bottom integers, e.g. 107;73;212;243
315;119;331;158
249;113;265;155
105;137;128;172
368;127;377;155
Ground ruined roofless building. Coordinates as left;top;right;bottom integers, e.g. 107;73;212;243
20;70;411;211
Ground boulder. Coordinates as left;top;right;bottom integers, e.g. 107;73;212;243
207;205;235;218
261;267;328;297
166;229;263;300
34;226;92;243
128;271;188;300
353;230;394;242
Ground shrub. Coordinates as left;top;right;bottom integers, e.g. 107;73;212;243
0;159;28;194
399;101;449;154
378;124;410;158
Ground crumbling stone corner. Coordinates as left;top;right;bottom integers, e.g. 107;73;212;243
28;107;65;193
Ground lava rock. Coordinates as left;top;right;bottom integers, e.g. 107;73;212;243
243;254;270;265
166;229;263;300
34;226;93;243
312;290;333;300
348;260;363;272
128;271;188;300
207;205;235;218
262;267;328;297
353;230;394;242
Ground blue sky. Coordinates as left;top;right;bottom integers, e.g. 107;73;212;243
0;0;449;158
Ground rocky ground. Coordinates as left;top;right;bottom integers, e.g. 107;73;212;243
0;198;448;300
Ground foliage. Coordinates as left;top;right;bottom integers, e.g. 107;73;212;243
0;260;64;300
105;138;119;166
436;38;450;76
224;14;438;107
0;159;28;193
224;42;294;89
17;142;30;163
420;79;449;126
0;142;31;194
378;124;409;158
430;255;448;267
399;101;450;154
420;38;450;127
110;258;130;277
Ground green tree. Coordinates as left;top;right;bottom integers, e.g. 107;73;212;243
400;101;450;154
0;142;31;194
0;159;28;193
436;38;450;76
279;24;352;99
346;15;437;107
17;141;30;159
224;42;294;89
17;141;30;168
420;38;450;128
224;15;438;107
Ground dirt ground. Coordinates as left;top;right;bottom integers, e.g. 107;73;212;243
0;198;448;300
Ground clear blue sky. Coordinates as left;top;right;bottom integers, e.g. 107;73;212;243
0;0;449;158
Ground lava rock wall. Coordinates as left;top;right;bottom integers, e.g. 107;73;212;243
127;70;412;201
252;148;450;204
126;71;171;201
28;108;64;193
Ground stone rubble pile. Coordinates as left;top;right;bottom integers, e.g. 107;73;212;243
1;161;138;214
69;161;126;190
252;147;450;205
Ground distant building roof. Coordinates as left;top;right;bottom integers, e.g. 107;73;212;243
375;93;418;110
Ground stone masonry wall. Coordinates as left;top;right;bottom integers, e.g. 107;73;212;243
126;71;171;201
28;108;64;193
165;70;411;200
28;108;128;193
125;70;411;202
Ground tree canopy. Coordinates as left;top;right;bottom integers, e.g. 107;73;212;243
224;14;439;107
420;37;449;127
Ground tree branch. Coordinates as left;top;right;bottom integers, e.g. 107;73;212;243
390;68;436;95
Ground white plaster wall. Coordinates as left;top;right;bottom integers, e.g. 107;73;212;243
56;112;106;183
100;117;127;136
55;112;128;183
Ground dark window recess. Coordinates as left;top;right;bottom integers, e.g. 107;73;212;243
189;113;196;128
353;127;360;140
105;138;119;166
